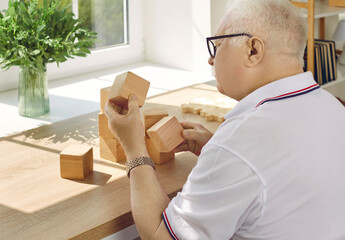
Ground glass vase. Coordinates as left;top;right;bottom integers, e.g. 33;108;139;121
18;66;50;117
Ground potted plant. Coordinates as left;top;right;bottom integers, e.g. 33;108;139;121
0;0;97;117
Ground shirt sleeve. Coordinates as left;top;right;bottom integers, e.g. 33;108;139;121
163;144;264;240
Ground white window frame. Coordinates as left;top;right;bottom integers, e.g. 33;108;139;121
48;0;143;80
0;0;143;91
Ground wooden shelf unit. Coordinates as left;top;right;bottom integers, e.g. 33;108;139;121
291;0;345;98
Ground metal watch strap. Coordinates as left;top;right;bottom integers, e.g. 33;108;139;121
125;156;155;177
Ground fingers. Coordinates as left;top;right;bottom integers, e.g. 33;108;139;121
182;129;204;141
172;143;190;153
104;101;120;120
104;98;132;119
128;95;140;114
180;121;202;130
107;100;122;113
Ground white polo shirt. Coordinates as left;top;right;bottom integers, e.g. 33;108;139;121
163;72;345;240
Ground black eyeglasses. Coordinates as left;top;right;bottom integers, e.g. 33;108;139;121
206;33;253;58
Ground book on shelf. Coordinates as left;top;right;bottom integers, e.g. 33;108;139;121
304;39;337;85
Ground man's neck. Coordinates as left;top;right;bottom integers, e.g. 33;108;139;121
238;57;304;101
261;53;304;85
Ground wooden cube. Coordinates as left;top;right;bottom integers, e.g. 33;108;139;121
98;112;114;139
146;116;184;152
329;0;345;7
145;138;175;165
181;104;190;113
100;86;111;113
109;71;150;109
60;145;93;180
143;107;169;138
99;137;126;163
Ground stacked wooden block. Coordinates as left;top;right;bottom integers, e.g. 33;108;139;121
98;71;152;163
59;71;186;180
144;108;184;164
99;85;126;162
103;71;184;165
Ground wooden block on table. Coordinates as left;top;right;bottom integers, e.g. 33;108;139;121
205;112;217;121
143;107;169;138
99;137;126;163
181;101;232;123
60;145;93;180
192;105;203;115
109;71;150;109
146;116;184;152
200;108;207;117
100;86;111;113
145;138;175;165
98;112;114;138
217;109;229;122
217;112;225;123
181;104;191;113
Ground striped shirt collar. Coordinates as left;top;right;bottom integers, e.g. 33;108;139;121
225;71;318;119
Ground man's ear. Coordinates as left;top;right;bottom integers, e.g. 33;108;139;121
244;37;265;67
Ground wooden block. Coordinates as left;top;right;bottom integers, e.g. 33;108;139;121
181;99;233;123
109;71;150;109
181;104;190;113
98;112;114;138
205;112;217;121
100;86;111;113
99;137;126;163
146;116;184;152
60;145;93;180
200;108;208;117
217;112;225;123
143;107;169;138
192;106;203;115
145;138;175;165
329;0;345;7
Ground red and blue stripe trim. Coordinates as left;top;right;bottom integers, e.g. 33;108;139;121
162;210;180;240
255;83;320;107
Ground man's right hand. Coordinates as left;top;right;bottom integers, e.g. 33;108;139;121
173;121;213;156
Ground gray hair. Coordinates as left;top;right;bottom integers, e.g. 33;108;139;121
219;0;308;66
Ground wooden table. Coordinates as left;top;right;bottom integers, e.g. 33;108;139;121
0;84;225;240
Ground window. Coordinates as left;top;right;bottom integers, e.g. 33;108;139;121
77;0;128;49
47;0;142;80
0;0;142;92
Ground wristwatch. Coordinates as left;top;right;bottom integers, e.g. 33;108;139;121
125;156;155;177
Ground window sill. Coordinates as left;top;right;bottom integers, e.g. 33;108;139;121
0;61;215;138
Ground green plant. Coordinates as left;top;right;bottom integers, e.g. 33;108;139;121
0;0;97;72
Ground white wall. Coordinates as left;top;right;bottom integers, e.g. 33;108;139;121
314;16;340;49
143;0;212;74
211;0;228;35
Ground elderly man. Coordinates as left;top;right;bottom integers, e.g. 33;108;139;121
105;0;345;239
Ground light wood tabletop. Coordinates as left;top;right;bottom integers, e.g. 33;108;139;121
0;84;225;240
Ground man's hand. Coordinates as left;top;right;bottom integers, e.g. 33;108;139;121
173;121;213;156
104;95;149;160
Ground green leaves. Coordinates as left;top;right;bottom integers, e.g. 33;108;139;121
0;0;97;71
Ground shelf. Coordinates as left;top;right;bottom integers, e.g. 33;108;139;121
315;0;345;18
322;62;345;86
